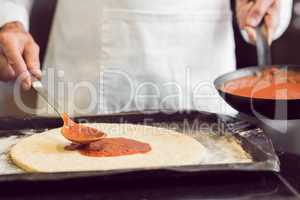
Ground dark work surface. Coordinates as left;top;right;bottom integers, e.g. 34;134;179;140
0;171;299;200
0;170;298;200
0;112;300;199
278;153;300;193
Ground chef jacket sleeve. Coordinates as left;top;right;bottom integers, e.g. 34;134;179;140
241;0;293;42
0;0;34;31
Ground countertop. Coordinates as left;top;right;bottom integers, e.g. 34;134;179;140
0;154;299;200
0;113;300;200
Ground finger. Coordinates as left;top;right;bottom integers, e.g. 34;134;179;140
1;40;31;90
264;1;279;45
244;26;257;44
237;1;255;29
24;40;42;79
247;0;275;27
236;0;249;8
264;15;273;45
0;53;15;81
0;65;16;82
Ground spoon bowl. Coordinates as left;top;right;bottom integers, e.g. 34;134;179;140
61;113;106;144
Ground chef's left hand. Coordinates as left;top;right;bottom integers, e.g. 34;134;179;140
236;0;279;45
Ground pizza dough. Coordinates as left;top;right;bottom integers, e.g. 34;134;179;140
10;123;206;172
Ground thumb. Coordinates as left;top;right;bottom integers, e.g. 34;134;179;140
244;26;256;44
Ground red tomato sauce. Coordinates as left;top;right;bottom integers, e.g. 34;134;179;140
222;68;300;100
62;114;151;157
80;138;151;157
61;113;106;144
65;138;151;157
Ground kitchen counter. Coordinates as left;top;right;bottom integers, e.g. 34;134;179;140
0;114;300;200
0;154;299;199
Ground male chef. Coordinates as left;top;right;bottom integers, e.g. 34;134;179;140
0;0;293;116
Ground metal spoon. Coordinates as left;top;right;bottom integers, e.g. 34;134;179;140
61;113;106;144
255;24;271;67
31;77;105;144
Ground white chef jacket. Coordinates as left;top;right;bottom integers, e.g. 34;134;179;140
0;0;294;117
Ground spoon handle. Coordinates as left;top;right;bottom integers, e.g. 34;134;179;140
31;76;63;117
256;24;271;66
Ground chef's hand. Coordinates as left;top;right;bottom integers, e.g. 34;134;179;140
236;0;279;45
0;21;41;90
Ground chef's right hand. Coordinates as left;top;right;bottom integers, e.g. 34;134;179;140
0;21;41;90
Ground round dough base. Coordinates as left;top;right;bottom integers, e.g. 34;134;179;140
10;123;206;172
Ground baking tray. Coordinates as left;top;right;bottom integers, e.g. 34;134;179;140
0;111;279;182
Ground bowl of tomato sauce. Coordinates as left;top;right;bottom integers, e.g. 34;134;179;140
214;65;300;120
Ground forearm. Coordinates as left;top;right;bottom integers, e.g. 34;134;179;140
0;0;34;31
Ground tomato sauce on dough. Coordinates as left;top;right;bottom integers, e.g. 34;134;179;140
79;138;151;157
222;68;300;100
62;114;151;157
65;138;151;157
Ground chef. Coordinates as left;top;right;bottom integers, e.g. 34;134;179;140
0;0;293;116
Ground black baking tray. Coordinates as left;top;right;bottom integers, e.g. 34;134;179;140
0;111;279;183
